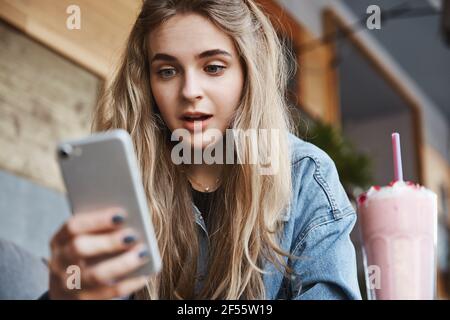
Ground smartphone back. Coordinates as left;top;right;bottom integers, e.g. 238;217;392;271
57;129;162;277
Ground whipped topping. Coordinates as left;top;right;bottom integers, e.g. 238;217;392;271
357;180;436;206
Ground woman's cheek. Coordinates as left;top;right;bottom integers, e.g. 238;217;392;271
152;87;177;124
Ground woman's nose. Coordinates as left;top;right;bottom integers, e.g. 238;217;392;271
181;70;203;102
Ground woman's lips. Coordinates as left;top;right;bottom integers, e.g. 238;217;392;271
181;115;213;132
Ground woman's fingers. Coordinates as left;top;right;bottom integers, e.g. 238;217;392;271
48;208;154;299
49;240;150;299
50;208;127;249
61;228;139;262
82;244;150;287
75;275;148;300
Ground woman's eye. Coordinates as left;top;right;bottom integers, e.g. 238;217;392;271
157;68;177;79
204;65;226;75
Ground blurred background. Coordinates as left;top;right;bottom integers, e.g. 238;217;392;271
0;0;448;299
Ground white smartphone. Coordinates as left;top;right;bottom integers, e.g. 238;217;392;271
56;129;162;278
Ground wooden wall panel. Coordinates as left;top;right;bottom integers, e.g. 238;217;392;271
0;21;101;191
0;0;141;77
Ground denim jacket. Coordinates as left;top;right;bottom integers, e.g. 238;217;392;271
38;133;361;301
193;133;362;300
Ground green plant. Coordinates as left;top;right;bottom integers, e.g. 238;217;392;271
299;121;374;201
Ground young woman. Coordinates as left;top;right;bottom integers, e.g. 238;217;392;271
46;0;361;300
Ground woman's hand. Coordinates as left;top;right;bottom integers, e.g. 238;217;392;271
48;208;150;299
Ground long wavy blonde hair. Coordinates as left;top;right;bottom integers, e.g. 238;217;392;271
92;0;298;299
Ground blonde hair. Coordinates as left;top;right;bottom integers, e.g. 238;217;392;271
93;0;298;299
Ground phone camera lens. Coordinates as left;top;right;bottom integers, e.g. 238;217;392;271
58;144;73;159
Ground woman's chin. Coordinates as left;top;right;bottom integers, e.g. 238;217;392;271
190;134;215;150
170;125;226;157
179;133;222;153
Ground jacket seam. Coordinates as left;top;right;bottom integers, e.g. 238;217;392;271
291;210;356;256
291;154;340;219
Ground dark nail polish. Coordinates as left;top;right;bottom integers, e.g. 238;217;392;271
123;235;136;244
138;250;150;259
112;214;125;224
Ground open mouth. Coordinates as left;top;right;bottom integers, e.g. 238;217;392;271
180;113;213;132
182;115;213;122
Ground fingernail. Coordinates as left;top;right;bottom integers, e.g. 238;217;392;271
112;214;125;224
123;235;136;244
138;249;150;259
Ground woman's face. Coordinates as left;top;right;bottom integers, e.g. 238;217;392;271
148;13;244;149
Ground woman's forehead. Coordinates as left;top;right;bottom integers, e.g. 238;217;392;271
148;13;236;57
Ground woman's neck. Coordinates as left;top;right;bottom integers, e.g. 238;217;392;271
185;163;223;192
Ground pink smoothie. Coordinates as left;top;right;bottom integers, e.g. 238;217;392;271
357;181;437;300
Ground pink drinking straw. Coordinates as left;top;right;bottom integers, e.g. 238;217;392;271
391;132;403;181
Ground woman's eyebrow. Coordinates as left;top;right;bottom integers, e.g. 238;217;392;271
151;49;232;64
197;49;232;59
